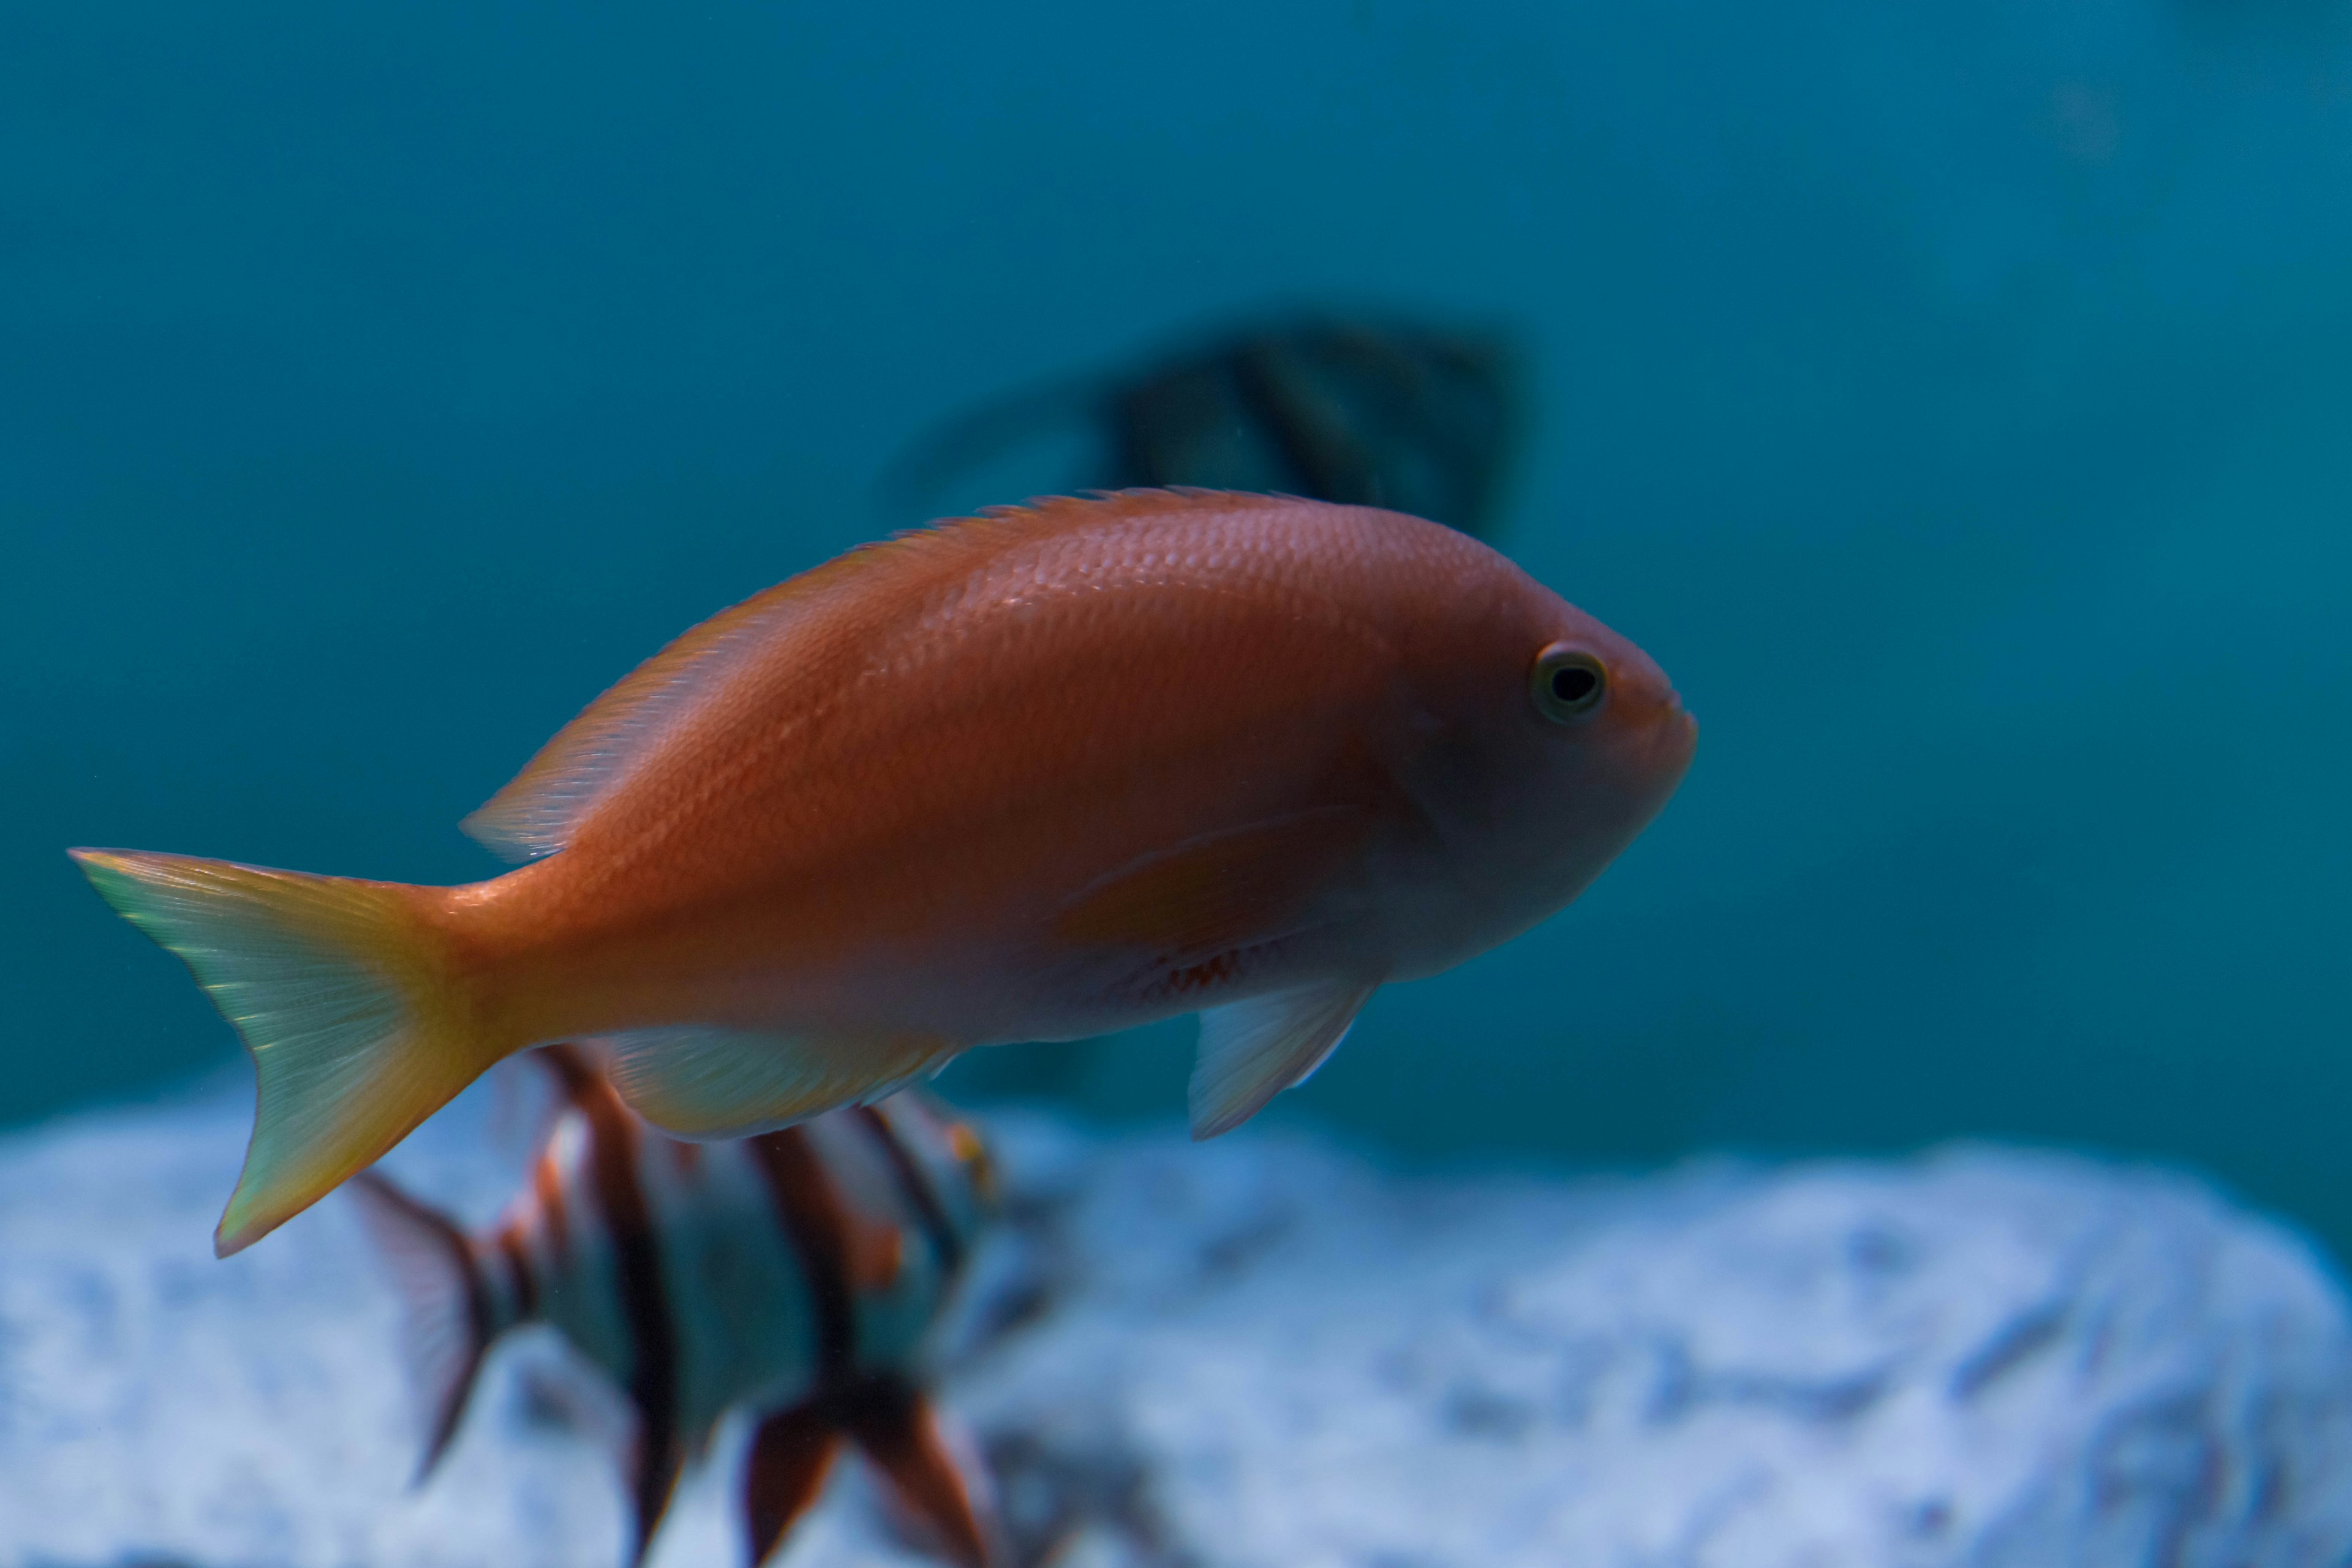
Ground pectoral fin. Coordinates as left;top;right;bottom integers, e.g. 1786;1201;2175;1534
1054;807;1373;963
606;1026;955;1142
1190;979;1376;1139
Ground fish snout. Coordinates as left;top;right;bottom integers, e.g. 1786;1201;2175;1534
1648;692;1698;778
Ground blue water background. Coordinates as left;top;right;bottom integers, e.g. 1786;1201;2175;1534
6;6;2350;1248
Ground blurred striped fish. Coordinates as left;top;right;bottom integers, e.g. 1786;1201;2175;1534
352;1043;998;1568
886;314;1524;539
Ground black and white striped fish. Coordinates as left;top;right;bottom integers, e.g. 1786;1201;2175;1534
351;1042;998;1568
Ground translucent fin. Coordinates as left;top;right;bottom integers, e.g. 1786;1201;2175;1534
741;1401;842;1567
464;489;1284;863
347;1171;500;1482
1190;979;1376;1140
840;1378;994;1568
605;1025;955;1142
1052;807;1373;962
484;1050;570;1159
69;848;497;1256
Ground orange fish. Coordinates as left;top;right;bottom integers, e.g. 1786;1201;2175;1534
73;490;1696;1256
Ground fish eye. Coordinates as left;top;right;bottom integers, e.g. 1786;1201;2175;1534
949;1121;998;1204
1531;646;1607;723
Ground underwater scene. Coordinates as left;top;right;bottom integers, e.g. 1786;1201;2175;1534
7;2;2352;1564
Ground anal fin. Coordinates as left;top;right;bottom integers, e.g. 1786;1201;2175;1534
741;1401;843;1567
605;1025;956;1141
1190;979;1376;1139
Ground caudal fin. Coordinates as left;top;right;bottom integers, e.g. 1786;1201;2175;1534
347;1170;503;1480
69;848;499;1256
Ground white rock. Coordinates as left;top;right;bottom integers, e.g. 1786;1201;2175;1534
3;1081;2350;1568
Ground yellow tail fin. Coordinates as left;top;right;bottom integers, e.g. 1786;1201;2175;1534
70;848;496;1256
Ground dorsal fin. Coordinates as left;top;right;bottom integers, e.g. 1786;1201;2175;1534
461;571;848;862
461;490;1273;862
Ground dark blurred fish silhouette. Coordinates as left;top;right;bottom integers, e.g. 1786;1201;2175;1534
886;313;1524;538
352;1043;998;1568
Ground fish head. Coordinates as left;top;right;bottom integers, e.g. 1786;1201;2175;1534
1378;542;1697;969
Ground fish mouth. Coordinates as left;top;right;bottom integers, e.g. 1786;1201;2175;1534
1650;696;1698;774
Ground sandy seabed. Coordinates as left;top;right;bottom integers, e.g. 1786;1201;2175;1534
4;1077;2351;1568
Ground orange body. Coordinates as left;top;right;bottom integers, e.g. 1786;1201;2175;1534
459;493;1687;1044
